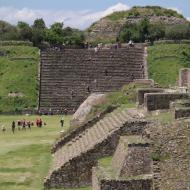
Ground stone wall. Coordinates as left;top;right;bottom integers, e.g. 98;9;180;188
174;108;190;119
45;118;148;189
144;93;189;111
137;88;164;105
39;46;146;114
94;176;153;190
179;68;190;88
112;136;152;178
51;105;116;153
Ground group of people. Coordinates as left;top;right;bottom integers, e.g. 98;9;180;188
1;118;45;134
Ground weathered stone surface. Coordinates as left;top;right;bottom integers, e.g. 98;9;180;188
39;47;146;114
175;107;190;119
137;88;164;105
144;93;189;111
44;108;148;189
86;15;188;43
179;68;190;88
112;136;152;178
71;93;106;127
95;176;153;190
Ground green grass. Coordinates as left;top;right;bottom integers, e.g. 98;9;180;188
147;44;190;87
0;45;39;112
0;114;75;190
146;111;173;124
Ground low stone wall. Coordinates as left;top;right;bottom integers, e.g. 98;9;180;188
45;120;148;189
175;108;190;119
144;93;189;111
92;171;153;190
112;136;152;178
137;88;164;105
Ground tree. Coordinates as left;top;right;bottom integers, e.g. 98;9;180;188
148;22;166;42
0;20;19;40
32;18;46;30
17;21;32;41
31;18;46;46
44;22;64;45
165;24;190;40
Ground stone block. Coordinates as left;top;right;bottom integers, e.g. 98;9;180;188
144;93;189;111
137;88;164;105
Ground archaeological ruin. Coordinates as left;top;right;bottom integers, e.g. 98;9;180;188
41;44;190;189
38;45;147;114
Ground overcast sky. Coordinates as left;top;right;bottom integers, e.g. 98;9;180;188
0;0;189;29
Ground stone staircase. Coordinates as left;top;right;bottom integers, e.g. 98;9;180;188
39;47;146;114
44;108;148;189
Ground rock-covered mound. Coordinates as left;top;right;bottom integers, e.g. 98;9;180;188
86;6;189;43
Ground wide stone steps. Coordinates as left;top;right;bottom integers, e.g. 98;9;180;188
39;47;146;114
49;109;135;175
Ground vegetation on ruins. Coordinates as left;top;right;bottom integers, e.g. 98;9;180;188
105;6;184;21
118;18;190;43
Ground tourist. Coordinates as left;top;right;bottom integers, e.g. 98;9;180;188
128;40;134;47
60;117;64;127
27;121;31;130
12;121;16;134
22;120;26;130
36;118;39;127
39;119;42;127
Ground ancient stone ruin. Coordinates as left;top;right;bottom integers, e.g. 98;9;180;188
42;44;190;189
39;45;147;114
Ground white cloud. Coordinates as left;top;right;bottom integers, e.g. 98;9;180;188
0;3;130;29
168;7;182;14
187;17;190;21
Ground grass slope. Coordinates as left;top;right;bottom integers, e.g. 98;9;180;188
0;45;39;113
147;44;190;87
0;114;79;190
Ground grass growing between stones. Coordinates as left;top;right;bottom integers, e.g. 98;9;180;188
146;111;174;124
0;114;73;190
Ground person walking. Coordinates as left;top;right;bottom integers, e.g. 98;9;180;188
60;117;64;127
12;121;16;134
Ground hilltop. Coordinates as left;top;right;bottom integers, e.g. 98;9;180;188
86;6;189;43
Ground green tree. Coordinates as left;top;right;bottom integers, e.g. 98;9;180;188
17;21;32;41
0;20;19;40
44;22;64;45
32;18;46;46
148;22;166;42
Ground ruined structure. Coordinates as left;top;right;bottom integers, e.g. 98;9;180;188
44;108;148;189
39;45;147;114
92;136;153;190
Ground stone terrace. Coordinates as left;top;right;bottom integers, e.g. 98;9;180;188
44;108;148;189
39;46;146;114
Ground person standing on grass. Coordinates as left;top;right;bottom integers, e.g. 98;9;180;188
60;117;64;128
27;121;31;130
12;121;16;134
22;119;26;130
